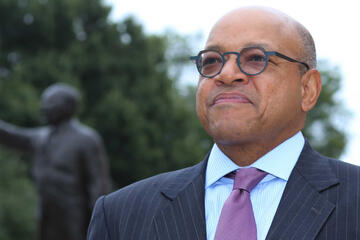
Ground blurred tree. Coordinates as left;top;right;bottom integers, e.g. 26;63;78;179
0;149;37;240
302;60;348;159
0;0;209;185
0;0;210;238
0;0;348;239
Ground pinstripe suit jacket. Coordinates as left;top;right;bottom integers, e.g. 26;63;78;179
87;141;360;240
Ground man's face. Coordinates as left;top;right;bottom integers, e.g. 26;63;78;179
196;9;307;147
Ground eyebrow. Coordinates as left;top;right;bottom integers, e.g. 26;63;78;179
204;45;221;51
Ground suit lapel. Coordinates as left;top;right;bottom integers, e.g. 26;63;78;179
266;142;339;240
154;155;208;240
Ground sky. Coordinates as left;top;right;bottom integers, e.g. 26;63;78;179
104;0;360;166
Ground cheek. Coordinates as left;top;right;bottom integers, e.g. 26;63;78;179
196;80;210;124
258;78;303;124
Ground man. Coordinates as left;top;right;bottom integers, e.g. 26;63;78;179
0;83;111;240
87;7;360;240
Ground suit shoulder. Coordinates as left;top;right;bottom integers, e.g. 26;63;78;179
304;144;360;176
112;166;198;198
327;156;360;179
105;163;202;204
91;162;204;237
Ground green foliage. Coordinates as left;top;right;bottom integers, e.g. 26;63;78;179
0;0;348;238
0;0;212;237
303;60;348;159
0;0;209;185
0;149;37;240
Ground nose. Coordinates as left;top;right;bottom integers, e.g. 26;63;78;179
213;54;249;86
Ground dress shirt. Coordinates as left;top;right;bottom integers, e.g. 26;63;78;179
205;132;305;240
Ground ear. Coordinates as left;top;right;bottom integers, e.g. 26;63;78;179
301;69;322;112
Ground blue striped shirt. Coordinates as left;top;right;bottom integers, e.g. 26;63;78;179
205;132;305;240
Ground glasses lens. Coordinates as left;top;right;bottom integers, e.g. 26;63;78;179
198;51;223;77
239;48;267;75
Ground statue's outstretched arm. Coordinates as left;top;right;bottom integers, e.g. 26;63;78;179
0;119;35;153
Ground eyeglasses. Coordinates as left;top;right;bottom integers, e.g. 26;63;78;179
190;47;309;78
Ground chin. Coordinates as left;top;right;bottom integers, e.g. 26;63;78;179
208;121;261;145
209;127;242;144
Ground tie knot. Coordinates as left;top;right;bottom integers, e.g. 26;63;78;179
230;168;267;192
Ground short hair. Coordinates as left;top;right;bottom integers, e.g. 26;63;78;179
294;22;317;70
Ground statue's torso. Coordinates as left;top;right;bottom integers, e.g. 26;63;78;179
32;122;93;203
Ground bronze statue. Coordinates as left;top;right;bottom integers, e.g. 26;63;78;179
0;83;111;240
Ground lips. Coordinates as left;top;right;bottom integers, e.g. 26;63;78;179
213;92;252;105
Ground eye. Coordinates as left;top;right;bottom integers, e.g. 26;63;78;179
247;53;266;62
239;48;267;74
198;51;223;76
201;54;222;67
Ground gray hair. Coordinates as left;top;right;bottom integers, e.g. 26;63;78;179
294;22;317;70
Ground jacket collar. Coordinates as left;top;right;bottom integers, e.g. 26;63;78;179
266;141;339;239
155;154;209;240
160;153;208;200
156;141;340;240
293;141;339;191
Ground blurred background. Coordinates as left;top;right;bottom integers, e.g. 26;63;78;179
0;0;357;239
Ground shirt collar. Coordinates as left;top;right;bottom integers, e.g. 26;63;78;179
205;131;305;188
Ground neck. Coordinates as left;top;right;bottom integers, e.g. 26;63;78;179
216;131;300;166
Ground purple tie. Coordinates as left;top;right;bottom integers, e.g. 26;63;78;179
214;168;267;240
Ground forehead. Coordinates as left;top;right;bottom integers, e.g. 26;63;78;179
206;9;300;54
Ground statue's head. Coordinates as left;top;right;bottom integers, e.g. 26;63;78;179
41;83;80;125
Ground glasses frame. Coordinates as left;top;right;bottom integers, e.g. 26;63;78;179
190;47;310;78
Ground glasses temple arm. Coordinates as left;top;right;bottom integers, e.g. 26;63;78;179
190;56;197;62
273;52;310;70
